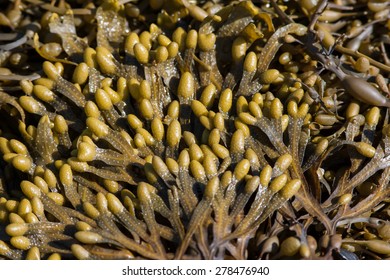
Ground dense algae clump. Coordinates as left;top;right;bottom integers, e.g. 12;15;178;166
1;0;390;259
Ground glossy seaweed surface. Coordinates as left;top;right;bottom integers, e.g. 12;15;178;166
1;0;390;260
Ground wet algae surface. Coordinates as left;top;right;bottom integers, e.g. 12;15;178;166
0;0;390;259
